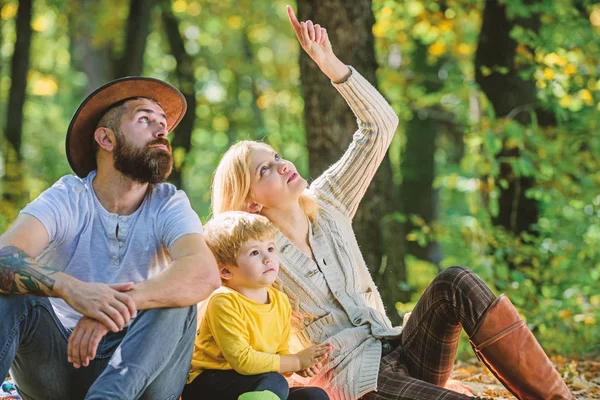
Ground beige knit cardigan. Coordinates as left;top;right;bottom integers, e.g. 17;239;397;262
274;67;401;400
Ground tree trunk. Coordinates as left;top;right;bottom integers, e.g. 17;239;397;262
5;0;32;162
401;41;442;266
3;0;33;204
68;0;114;94
162;3;196;189
297;0;407;323
475;0;555;266
117;0;155;78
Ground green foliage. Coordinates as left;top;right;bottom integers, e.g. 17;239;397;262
373;0;599;356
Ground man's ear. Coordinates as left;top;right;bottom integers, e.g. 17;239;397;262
219;264;234;281
94;127;117;152
247;202;263;214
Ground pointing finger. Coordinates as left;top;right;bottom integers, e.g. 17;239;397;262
286;5;302;33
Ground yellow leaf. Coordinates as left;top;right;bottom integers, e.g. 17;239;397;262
257;94;270;110
32;77;58;96
544;52;567;66
32;16;50;32
457;43;473;56
187;1;201;16
537;148;547;159
372;21;388;38
559;309;571;318
543;68;556;80
413;216;425;226
172;0;187;13
228;16;242;29
516;43;532;59
559;95;572;108
564;64;576;75
579;89;593;105
428;42;446;57
381;6;393;17
590;6;600;27
173;147;186;170
406;233;418;242
1;3;17;20
439;21;452;32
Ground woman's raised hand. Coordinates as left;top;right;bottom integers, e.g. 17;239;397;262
286;5;350;83
286;5;332;67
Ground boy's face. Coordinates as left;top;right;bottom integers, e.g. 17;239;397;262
223;238;280;288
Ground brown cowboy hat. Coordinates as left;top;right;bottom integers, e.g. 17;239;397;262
66;76;187;178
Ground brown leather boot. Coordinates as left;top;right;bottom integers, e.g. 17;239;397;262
469;294;573;400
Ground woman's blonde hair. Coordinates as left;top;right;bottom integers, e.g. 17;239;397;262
211;140;318;222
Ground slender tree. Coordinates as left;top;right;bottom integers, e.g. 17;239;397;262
68;0;113;94
117;0;155;78
3;0;33;204
400;40;443;266
161;2;197;189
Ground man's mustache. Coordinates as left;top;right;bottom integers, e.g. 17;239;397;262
147;138;171;152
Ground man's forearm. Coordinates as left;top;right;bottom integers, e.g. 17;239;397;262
0;245;59;296
129;255;220;310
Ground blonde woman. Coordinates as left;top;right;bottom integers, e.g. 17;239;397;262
210;6;572;400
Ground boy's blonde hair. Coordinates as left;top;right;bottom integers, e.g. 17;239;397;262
211;140;318;222
204;211;277;267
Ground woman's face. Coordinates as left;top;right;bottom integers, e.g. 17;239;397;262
247;145;307;211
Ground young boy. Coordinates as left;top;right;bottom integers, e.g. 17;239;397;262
182;211;332;400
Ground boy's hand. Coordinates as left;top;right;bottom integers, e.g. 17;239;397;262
295;342;333;371
295;360;327;378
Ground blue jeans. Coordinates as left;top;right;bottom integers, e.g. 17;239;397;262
0;295;197;399
182;369;330;400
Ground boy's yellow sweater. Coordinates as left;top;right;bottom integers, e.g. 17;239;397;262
187;286;291;383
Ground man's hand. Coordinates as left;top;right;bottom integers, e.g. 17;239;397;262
59;278;136;332
286;5;350;83
68;316;108;368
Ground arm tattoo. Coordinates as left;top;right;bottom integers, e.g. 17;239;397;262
0;246;58;296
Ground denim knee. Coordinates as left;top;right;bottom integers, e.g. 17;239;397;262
135;305;197;332
254;372;289;399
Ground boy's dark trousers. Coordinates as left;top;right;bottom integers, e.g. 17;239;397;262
182;369;329;400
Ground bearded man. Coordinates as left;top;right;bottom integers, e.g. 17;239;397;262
0;77;221;399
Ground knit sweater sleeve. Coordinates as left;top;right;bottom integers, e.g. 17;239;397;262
309;67;399;220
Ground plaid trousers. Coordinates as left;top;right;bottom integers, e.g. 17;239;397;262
361;266;496;400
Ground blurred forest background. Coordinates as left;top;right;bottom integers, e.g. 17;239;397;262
0;0;598;360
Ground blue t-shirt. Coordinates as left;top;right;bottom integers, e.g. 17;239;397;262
21;171;204;329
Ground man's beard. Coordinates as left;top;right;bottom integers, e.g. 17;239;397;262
113;134;173;184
